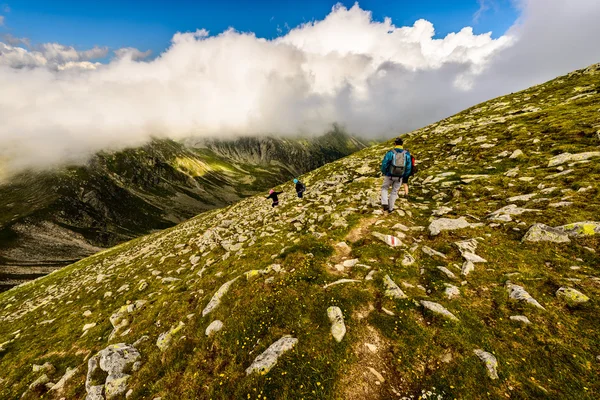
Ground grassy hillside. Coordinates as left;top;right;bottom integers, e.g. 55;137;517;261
0;131;365;291
0;63;599;399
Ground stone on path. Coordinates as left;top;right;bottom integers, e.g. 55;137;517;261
49;367;79;392
202;277;239;316
474;349;499;379
205;320;224;337
428;217;482;236
245;335;298;375
383;275;407;299
401;253;415;266
556;287;589;306
327;306;346;342
522;223;570;243
420;301;459;321
506;282;545;309
372;232;404;247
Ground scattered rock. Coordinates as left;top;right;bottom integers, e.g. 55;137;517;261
556;287;589;306
49;367;78;392
29;374;50;390
461;261;475;276
327;306;346;342
156;322;185;351
33;362;55;374
444;284;460;299
372;232;404;247
323;279;361;289
202;277;239;316
509;149;525;159
83;323;97;332
420;301;459;321
437;266;457;280
367;367;385;383
506;282;545;309
522;223;570;243
383;275;407;299
510;315;531;324
548;151;600;167
245;335;298;375
422;246;447;259
428;217;482;236
205;320;224;336
86;343;141;400
558;221;600;237
401;253;415;266
473;349;499;379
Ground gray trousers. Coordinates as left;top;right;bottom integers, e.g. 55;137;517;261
381;176;402;211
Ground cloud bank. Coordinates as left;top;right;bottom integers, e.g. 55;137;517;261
1;0;600;173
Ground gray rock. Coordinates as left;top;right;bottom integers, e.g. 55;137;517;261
372;232;404;247
205;320;224;336
49;367;78;392
488;204;537;221
556;287;589;306
32;362;55;374
461;261;475;276
428;217;482;236
85;343;141;400
327;306;346;342
507;193;537;202
323;279;361;289
156;322;185;351
401;253;415;266
422;246;447;259
557;221;600;237
510;315;531;324
420;301;459;321
522;223;570;243
245;335;298;375
474;349;499;379
202;277;239;316
506;282;545;309
548;151;600;167
383;275;407;299
432;206;453;216
444;284;460;299
437;266;457;280
29;374;50;390
509;149;525;159
342;259;359;268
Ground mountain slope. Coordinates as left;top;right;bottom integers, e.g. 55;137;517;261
1;64;599;400
0;131;365;291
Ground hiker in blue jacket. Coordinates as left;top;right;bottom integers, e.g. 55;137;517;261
380;137;412;213
293;179;306;198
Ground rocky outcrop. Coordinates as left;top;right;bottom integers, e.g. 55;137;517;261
85;343;141;400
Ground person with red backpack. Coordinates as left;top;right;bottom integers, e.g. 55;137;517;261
380;137;412;213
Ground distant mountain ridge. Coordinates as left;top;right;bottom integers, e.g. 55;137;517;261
0;130;366;290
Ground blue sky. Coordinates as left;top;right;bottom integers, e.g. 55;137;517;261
1;0;518;54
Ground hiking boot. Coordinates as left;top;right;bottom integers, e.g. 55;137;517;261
381;205;389;211
387;208;394;213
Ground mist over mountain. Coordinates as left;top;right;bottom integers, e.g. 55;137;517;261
0;131;365;291
1;0;600;175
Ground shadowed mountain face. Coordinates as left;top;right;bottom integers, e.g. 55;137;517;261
0;64;599;400
0;131;366;290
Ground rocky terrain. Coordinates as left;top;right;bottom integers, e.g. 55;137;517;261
0;63;599;399
0;131;365;291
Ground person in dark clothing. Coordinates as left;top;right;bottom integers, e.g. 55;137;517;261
266;189;283;207
293;179;306;198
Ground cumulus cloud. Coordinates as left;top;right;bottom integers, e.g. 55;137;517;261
0;0;599;174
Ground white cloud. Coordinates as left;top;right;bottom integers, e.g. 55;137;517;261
114;47;152;61
0;0;599;174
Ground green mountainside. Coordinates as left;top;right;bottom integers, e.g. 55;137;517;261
1;63;599;400
0;131;365;291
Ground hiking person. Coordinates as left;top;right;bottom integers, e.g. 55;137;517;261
402;153;417;196
293;179;306;198
380;137;412;212
266;189;283;208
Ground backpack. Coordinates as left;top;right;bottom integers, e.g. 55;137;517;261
410;155;418;175
389;149;411;177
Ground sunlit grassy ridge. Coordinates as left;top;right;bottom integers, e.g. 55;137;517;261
0;63;599;399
